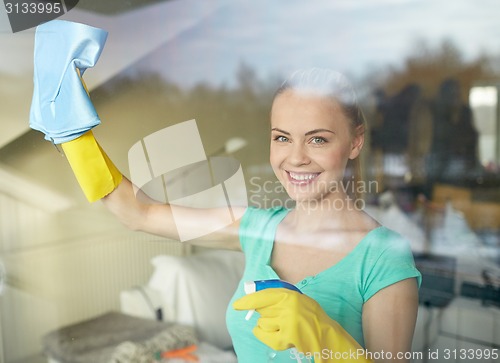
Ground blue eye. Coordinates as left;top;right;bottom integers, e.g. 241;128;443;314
311;137;327;144
274;135;289;142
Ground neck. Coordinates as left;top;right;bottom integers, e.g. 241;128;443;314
289;191;360;233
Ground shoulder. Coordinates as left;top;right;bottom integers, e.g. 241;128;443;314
239;206;289;247
365;226;413;253
360;226;419;275
360;226;422;298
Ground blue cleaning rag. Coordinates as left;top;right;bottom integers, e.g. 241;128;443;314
29;20;108;144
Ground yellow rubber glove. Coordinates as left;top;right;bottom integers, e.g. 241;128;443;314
233;288;372;362
76;68;90;95
59;62;122;202
61;130;122;202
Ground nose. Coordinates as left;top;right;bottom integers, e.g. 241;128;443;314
287;143;310;166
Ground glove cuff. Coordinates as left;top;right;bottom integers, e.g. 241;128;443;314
62;131;122;202
317;320;372;363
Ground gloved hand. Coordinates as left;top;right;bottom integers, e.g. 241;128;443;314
233;288;372;362
61;130;122;202
29;19;108;144
29;20;122;202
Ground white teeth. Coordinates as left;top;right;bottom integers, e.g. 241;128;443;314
289;172;318;181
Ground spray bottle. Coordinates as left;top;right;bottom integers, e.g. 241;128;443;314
243;279;309;363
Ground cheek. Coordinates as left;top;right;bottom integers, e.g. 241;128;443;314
269;145;279;171
322;147;351;170
269;144;283;165
269;145;289;180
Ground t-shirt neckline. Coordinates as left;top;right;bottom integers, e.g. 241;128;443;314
265;207;385;286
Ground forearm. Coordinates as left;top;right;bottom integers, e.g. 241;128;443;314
63;131;240;243
101;177;148;231
101;177;180;240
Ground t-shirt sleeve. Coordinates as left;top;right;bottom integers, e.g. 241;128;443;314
238;206;266;255
238;206;289;258
363;230;422;302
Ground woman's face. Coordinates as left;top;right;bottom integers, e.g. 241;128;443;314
270;89;363;203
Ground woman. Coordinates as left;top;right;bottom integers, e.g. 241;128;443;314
30;21;420;363
227;70;421;362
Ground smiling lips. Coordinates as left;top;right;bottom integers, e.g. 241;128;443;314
287;171;321;185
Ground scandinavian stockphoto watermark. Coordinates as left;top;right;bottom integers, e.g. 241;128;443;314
3;0;79;33
127;119;248;241
249;176;379;211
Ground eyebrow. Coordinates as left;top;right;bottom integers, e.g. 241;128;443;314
271;128;335;136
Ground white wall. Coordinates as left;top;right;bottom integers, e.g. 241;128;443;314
0;191;188;363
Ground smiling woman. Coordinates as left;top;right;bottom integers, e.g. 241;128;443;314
228;69;421;363
2;0;500;361
27;16;420;361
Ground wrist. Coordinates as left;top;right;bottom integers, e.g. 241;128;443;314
62;131;122;202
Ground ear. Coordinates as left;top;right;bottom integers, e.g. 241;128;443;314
349;125;365;160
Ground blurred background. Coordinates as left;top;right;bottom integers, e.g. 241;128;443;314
0;0;499;362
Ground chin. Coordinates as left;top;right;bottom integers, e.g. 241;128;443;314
285;189;326;205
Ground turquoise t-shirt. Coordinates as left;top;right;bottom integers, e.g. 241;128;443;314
226;207;422;363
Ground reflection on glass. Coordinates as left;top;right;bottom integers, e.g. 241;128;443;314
469;86;499;169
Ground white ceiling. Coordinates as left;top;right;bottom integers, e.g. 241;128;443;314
0;0;222;149
0;0;229;209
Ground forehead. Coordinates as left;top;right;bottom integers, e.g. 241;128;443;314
271;90;347;129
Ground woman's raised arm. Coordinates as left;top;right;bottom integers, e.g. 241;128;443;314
29;20;243;250
102;176;243;249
